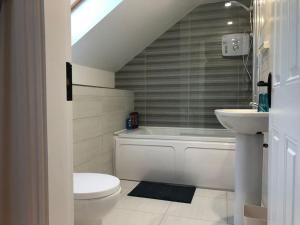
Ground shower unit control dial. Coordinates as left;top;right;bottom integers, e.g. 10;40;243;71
222;33;250;56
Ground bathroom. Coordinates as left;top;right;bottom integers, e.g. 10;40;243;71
71;0;267;224
1;0;299;225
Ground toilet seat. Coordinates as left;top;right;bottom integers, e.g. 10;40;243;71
74;173;121;200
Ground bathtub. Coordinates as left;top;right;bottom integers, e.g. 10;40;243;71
114;126;236;190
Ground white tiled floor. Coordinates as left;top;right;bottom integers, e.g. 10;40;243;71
102;180;235;225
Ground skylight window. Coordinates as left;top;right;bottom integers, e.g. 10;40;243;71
71;0;123;45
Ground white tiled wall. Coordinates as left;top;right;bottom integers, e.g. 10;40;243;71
73;64;115;88
73;85;134;174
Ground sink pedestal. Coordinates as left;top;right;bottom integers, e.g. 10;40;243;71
234;133;263;225
214;109;268;225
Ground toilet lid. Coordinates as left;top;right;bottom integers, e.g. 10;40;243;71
73;173;120;200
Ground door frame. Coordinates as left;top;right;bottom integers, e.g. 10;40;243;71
44;0;74;224
0;0;73;225
0;1;49;224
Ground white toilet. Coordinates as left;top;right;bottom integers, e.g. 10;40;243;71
73;173;121;225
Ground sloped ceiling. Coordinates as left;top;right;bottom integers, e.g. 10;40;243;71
72;0;215;72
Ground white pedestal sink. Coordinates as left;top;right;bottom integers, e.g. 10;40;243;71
215;109;268;225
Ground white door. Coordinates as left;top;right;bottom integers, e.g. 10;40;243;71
269;0;300;223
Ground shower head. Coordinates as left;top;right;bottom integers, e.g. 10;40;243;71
225;1;253;11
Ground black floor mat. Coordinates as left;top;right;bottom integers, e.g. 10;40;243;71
128;181;196;203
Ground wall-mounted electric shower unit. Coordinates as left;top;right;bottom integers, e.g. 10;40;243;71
222;33;250;56
222;33;252;80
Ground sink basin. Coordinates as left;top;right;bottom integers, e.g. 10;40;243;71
215;109;269;134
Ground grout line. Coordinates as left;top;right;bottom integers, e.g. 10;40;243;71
226;192;234;225
158;213;167;225
115;199;171;216
159;214;229;225
158;202;171;225
227;191;231;225
112;207;164;216
226;193;229;225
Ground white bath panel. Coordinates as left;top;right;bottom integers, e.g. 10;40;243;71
115;127;235;190
115;139;176;184
183;147;235;190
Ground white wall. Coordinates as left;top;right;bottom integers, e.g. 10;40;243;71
44;0;74;224
73;86;134;174
72;0;215;71
73;64;115;88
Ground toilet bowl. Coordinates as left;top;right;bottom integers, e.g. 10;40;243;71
73;173;121;225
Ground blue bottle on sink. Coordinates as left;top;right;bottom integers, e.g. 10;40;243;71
258;94;269;112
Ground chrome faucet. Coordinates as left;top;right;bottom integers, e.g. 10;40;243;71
249;102;259;109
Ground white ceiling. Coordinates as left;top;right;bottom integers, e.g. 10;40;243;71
72;0;216;72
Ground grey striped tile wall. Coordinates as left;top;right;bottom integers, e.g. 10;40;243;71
116;1;252;128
